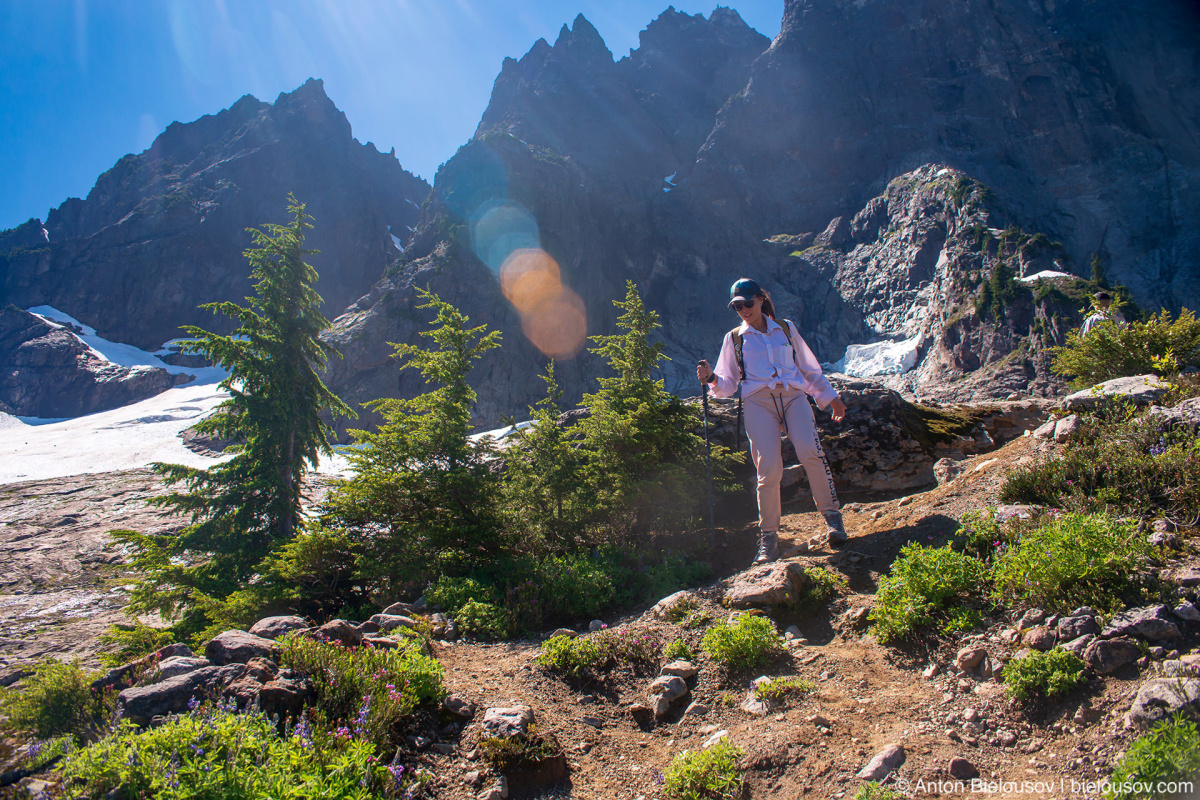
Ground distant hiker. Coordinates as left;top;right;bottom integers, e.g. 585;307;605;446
696;278;848;565
1081;290;1126;337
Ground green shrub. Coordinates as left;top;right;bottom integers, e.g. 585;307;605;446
60;703;430;799
682;608;714;629
537;635;607;679
954;508;1005;562
425;575;499;614
989;512;1154;613
455;599;511;640
797;565;847;608
663;594;701;624
662;738;745;800
869;543;988;643
701;615;783;670
1003;647;1088;702
593;626;663;667
663;639;696;661
0;660;114;742
280;634;443;748
96;623;175;668
479;726;558;772
1052;308;1200;388
1000;411;1200;520
855;782;908;800
1106;715;1200;800
754;676;816;702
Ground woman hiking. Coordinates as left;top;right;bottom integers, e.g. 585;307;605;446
696;278;848;564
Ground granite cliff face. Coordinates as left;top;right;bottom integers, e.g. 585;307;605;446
690;0;1200;314
0;79;430;349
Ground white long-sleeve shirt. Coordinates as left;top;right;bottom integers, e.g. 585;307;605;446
708;318;840;409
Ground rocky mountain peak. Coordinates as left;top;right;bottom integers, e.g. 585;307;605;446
269;77;353;142
552;14;613;66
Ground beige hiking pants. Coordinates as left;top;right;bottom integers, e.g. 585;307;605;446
743;387;839;532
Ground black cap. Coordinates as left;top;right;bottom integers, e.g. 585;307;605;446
729;278;762;307
1094;291;1112;301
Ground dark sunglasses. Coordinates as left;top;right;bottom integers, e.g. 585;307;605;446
731;299;757;311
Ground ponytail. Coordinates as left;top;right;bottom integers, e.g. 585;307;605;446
759;290;777;320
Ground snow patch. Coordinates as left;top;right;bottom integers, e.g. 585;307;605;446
825;335;923;378
390;233;405;252
1017;270;1076;283
27;306;226;383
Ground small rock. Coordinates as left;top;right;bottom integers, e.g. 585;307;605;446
785;625;803;640
432;743;454;755
481;706;534;737
367;613;418;633
1150;531;1182;549
922;663;942;679
1172;602;1200;624
1032;419;1057;440
465;771;483;788
702;730;729;748
949;757;979;780
650;590;694;620
898;496;913;507
588;619;606;632
1057;614;1100;641
1125;678;1200;729
997;729;1019;747
660;660;699;680
652;695;672;719
1084;638;1141;674
547;627;577;639
684;701;709;717
648;675;689;702
156;656;211;680
442;695;475;719
1023;626;1056;651
1017;608;1047;630
934;458;963;485
857;743;905;781
580;715;604;728
723;561;809;607
955;645;987;671
1102;605;1181;641
807;714;832;727
962;707;979;722
628;703;654;725
1061;634;1095;657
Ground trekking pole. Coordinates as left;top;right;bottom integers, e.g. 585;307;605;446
699;360;716;548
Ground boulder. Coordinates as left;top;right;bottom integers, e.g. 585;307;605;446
117;665;242;725
949;757;979;780
1032;419;1058;440
204;631;282;666
1084;637;1141;674
92;643;197;693
1102;606;1182;641
1147;397;1200;431
258;676;313;719
648;676;689;703
650;590;694;620
933;458;963;485
724;561;809;607
857;743;905;780
1052;414;1080;442
367;614;419;633
1056;614;1100;641
1022;626;1055;651
1062;375;1169;411
481;706;535;738
1173;602;1200;624
1124;678;1200;729
443;695;476;720
156;656;211;680
312;619;363;647
248;615;309;640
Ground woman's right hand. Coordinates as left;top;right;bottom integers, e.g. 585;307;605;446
697;360;714;384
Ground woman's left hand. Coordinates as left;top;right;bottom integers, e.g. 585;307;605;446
829;398;847;422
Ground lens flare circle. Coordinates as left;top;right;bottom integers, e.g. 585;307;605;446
500;248;562;314
471;200;540;273
521;286;588;360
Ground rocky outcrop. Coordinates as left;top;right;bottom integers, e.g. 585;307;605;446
0;306;190;417
0;79;430;349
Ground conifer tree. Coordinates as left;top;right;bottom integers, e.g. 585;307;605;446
114;196;353;622
325;288;503;593
576;280;738;541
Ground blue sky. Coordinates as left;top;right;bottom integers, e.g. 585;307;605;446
0;1;782;231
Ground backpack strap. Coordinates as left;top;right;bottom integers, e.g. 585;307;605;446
730;327;746;448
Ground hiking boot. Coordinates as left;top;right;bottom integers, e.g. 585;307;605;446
753;531;779;565
824;511;848;546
